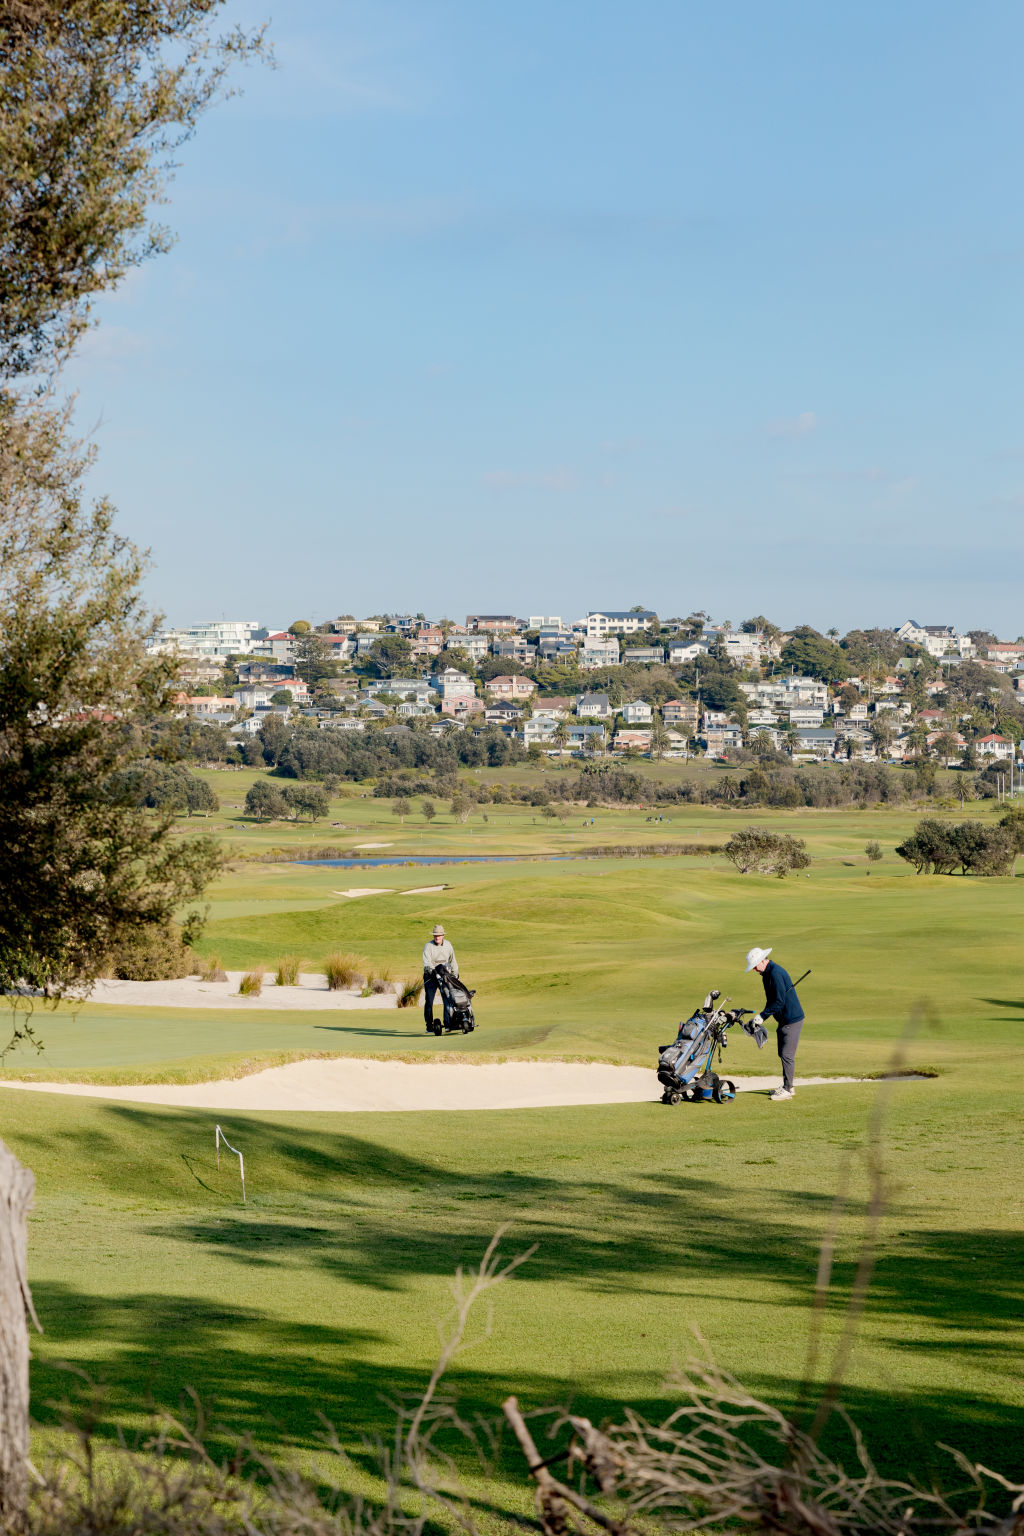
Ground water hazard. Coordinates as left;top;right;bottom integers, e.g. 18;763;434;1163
296;855;570;868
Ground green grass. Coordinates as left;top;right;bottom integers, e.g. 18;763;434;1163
4;797;1023;1512
4;1077;1021;1510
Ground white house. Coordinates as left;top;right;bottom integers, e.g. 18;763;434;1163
149;620;266;661
580;639;621;669
668;640;709;664
896;620;974;659
586;610;656;638
976;734;1014;760
577;692;613;720
622;700;653;725
233;680;308;710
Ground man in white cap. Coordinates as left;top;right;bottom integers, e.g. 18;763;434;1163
422;924;458;1030
745;947;805;1101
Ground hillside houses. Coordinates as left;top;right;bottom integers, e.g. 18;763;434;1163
152;608;1024;770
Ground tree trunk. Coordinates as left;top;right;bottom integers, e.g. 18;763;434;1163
0;1140;37;1528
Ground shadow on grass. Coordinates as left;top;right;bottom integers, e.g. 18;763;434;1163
312;1024;428;1037
23;1105;1024;1495
29;1280;1023;1502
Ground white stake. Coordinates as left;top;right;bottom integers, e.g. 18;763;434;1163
215;1124;246;1203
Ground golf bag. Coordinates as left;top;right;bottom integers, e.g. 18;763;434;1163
426;963;476;1036
656;989;759;1105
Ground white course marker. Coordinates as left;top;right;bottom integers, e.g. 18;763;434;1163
215;1123;246;1203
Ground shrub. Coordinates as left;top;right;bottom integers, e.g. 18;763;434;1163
199;953;227;982
324;952;364;990
895;817;1016;876
274;954;303;987
723;826;811;878
865;840;882;862
237;967;265;996
398;977;424;1008
106;921;195;981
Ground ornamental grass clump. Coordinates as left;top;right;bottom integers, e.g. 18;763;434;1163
324;953;364;991
199;954;227;983
237;967;265;998
274;955;303;987
398;977;423;1008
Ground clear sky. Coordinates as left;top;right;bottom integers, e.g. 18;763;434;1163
67;0;1024;634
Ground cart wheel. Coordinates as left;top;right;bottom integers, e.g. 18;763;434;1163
667;1090;684;1105
713;1079;736;1103
461;1020;472;1033
432;1024;443;1036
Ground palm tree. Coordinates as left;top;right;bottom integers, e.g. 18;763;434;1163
868;716;895;757
553;718;570;755
649;717;668;761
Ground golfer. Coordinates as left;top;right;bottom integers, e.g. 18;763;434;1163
745;947;805;1101
422;924;458;1030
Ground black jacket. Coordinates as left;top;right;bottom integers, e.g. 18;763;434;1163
760;960;805;1025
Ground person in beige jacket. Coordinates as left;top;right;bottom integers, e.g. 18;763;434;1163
422;924;458;1029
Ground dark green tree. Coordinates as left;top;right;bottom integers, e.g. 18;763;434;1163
244;780;286;821
780;626;848;684
368;636;414;677
281;783;329;822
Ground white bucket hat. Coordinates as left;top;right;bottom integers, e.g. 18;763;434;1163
432;924;445;937
745;946;772;971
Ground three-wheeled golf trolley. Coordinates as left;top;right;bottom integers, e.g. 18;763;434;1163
656;990;764;1105
425;962;477;1035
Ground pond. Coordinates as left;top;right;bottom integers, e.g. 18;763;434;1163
295;855;571;868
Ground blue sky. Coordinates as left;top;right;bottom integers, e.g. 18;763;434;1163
68;0;1024;633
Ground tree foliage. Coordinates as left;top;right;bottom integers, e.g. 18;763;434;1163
0;0;267;379
780;626;849;684
895;818;1017;876
723;826;811;878
244;779;286;821
0;403;221;998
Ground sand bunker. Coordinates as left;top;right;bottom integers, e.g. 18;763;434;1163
400;885;446;895
0;1060;863;1113
82;973;399;1010
332;888;394;898
353;842;393;849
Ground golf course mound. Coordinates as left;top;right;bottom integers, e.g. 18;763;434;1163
0;1057;861;1111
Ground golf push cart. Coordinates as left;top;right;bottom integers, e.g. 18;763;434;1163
424;962;477;1036
656;990;766;1105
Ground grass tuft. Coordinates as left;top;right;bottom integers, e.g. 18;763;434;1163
274;954;304;987
199;954;227;982
324;952;365;990
237;966;265;997
397;977;423;1009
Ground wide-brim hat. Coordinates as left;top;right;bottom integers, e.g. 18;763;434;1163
745;946;772;971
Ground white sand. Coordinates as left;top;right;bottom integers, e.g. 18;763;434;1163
400;885;446;895
353;842;393;849
332;887;394;898
0;1060;862;1113
82;972;399;1010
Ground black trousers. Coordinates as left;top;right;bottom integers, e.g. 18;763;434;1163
776;1019;803;1091
423;975;450;1027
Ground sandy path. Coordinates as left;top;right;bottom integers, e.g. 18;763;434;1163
0;1060;861;1113
81;973;399;1010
